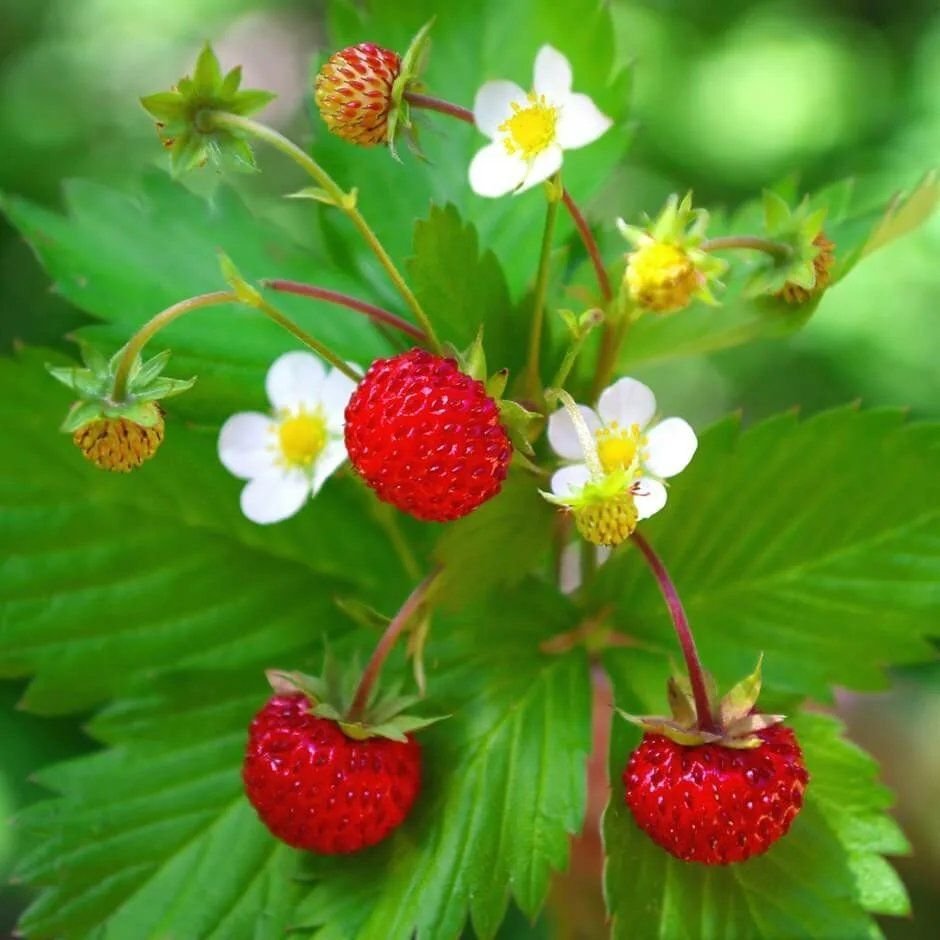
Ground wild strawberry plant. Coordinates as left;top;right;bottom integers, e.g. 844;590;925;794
0;1;938;938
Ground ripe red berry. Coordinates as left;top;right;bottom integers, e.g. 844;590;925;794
344;348;513;522
623;723;808;864
243;694;421;854
314;43;401;147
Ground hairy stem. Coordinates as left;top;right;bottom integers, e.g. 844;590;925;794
700;235;793;261
631;532;717;732
523;178;562;400
204;111;441;352
262;279;427;343
347;569;441;722
111;290;237;401
404;93;613;303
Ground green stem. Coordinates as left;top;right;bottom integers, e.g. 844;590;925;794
523;176;562;401
204;111;442;353
551;309;603;390
111;291;237;401
252;294;362;382
347;569;441;722
699;235;793;261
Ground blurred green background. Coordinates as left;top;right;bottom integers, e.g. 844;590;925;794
0;0;937;937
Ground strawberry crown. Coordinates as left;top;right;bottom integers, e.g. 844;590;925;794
618;655;786;750
266;650;446;743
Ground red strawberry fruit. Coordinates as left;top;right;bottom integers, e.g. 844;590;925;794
619;657;808;864
623;723;808;864
344;348;512;522
243;693;421;854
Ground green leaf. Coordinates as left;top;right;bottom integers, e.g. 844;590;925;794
435;471;555;608
603;647;910;939
407;203;519;371
0;174;393;424
589;408;939;700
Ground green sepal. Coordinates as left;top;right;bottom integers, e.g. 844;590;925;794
498;400;540;457
719;654;764;725
334;596;391;632
666;675;696;725
387;18;435;159
46;363;106;398
460;326;488;382
616;709;723;746
288;186;358;210
60;399;106;433
485;368;509;400
140;42;275;176
219;251;263;307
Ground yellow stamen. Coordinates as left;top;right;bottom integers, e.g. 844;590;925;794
499;93;559;160
278;411;327;468
595;422;645;475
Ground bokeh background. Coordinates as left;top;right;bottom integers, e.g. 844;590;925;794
0;0;937;936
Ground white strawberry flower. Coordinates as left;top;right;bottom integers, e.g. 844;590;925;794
218;351;357;524
547;377;698;522
469;45;612;198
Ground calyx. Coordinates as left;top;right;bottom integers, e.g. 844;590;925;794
618;655;786;750
265;652;445;743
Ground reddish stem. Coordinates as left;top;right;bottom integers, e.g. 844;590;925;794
261;279;427;343
347;569;440;722
405;91;612;304
631;532;717;732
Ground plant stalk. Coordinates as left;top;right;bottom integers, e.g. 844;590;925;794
204;111;442;352
111;290;237;401
347;569;441;722
700;235;793;261
631;531;717;732
262;279;428;343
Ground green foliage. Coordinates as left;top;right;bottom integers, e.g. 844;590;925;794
604;645;910;938
587;408;939;699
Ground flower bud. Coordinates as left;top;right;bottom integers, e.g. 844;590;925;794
777;233;836;304
315;44;402;147
73;413;165;473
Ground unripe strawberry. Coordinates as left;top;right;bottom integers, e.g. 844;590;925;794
315;43;401;147
625;242;702;314
243;693;421;854
72;413;165;472
344;348;512;522
778;232;836;304
574;488;638;546
623;723;808;864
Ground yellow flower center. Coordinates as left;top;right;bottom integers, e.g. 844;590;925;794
595;422;645;475
499;93;559;159
277;411;327;468
625;242;700;314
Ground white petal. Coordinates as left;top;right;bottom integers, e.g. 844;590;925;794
547;405;601;460
266;351;326;412
532;45;572;100
550;463;592;497
597;377;657;429
556;93;613;149
559;541;612;594
633;477;667;520
311;438;348;495
473;80;526;138
469;141;527;198
320;367;358;433
516;144;564;194
218;412;276;480
644;418;698;478
240;470;310;525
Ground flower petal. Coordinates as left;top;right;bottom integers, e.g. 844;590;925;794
644;417;698;478
559;541;612;594
556;93;612;149
633;477;667;520
473;80;526;138
311;438;348;495
320;367;358;433
516;144;563;193
550;463;592;497
532;45;572;100
597;377;657;429
548;404;601;460
266;351;326;412
240;469;310;525
469;141;527;198
218;411;275;480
